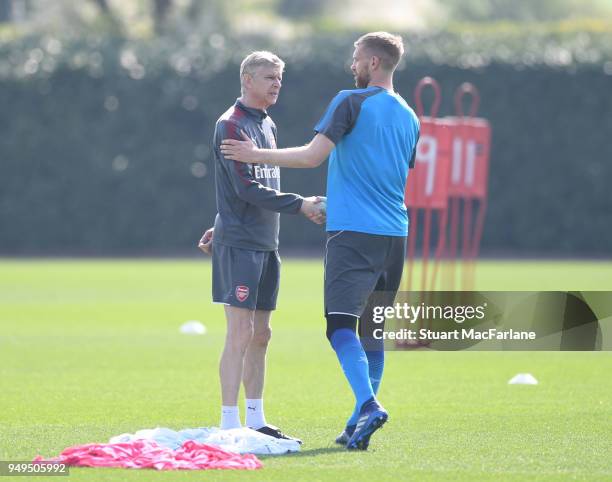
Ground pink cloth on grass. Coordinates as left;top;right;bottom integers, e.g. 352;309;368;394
33;439;262;471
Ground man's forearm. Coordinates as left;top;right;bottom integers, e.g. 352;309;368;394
253;145;317;168
221;133;333;168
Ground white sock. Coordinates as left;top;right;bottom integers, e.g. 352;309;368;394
245;398;267;429
221;405;241;430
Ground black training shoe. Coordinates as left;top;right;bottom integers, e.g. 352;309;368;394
334;424;356;446
255;425;302;444
346;401;388;451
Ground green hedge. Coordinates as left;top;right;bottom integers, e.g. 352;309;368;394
1;32;611;255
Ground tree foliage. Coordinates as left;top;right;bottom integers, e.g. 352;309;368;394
440;0;612;22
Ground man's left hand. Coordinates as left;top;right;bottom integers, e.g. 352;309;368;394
221;131;258;163
198;227;214;254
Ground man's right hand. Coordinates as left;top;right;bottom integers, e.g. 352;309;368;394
198;227;214;254
300;197;326;225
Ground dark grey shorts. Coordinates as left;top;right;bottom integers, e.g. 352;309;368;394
324;230;406;318
212;243;280;311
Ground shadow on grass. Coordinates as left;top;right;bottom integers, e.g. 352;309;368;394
258;446;347;459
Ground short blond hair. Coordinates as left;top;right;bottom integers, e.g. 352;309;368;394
354;32;404;71
240;51;285;93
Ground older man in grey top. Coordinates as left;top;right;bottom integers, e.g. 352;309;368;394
198;51;323;443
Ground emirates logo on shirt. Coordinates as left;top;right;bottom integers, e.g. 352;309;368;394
235;285;250;302
254;165;280;179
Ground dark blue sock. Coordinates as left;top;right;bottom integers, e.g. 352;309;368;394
330;328;374;411
346;349;385;426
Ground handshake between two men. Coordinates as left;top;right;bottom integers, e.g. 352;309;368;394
300;195;327;226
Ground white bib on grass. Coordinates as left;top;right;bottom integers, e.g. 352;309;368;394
109;426;300;455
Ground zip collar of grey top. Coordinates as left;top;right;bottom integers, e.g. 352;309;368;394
235;99;268;123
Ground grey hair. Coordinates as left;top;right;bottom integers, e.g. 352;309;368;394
240;51;284;93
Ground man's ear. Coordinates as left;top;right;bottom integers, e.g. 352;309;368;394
242;73;252;90
370;55;381;71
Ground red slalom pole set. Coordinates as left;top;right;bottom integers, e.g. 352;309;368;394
403;78;452;294
403;77;492;293
445;83;492;290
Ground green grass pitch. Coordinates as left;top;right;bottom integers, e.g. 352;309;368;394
1;259;611;481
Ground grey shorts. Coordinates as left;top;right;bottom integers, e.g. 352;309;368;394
324;230;406;318
212;243;280;311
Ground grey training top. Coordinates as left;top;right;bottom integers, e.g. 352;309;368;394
213;100;303;251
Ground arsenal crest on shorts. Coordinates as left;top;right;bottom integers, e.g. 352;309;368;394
235;285;250;302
